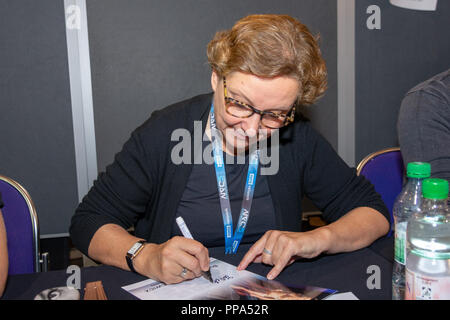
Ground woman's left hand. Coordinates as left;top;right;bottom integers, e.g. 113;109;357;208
236;229;330;280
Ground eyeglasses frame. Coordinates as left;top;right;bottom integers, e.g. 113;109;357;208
222;77;296;129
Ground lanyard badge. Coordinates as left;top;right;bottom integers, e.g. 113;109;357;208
210;103;259;254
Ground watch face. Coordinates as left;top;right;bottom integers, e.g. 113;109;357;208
128;242;143;255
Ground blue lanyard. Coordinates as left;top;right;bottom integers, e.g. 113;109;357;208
210;103;259;254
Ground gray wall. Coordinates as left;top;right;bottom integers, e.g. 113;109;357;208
0;0;79;236
86;0;338;173
355;0;450;164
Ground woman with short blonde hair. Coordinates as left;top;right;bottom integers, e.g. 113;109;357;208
71;14;390;285
207;14;327;106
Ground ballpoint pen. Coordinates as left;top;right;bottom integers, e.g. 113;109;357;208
176;216;214;283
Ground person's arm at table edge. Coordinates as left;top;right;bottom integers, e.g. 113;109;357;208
300;124;390;253
0;209;8;297
237;206;390;280
87;223;210;283
318;206;390;254
87;223;156;272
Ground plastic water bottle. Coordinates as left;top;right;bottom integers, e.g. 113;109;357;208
392;162;430;300
405;178;450;300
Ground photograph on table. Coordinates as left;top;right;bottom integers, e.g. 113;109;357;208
122;258;336;300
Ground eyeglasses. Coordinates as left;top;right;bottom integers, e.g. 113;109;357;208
223;77;296;129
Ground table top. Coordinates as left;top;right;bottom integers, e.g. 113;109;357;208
1;236;394;300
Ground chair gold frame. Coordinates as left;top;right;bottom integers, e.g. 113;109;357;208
0;174;46;272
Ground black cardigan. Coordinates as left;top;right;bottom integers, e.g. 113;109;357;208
70;93;390;256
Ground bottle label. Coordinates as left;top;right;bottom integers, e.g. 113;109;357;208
405;268;450;300
394;222;407;265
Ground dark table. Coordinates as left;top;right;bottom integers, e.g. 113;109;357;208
1;236;394;300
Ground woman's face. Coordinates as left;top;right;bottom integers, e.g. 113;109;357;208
210;70;299;154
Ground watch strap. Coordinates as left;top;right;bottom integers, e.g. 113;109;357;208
126;240;146;273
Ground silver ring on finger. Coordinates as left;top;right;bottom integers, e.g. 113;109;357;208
263;248;272;255
180;267;188;279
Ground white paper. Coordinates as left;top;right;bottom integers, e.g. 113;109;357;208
122;258;337;300
389;0;438;11
323;292;359;300
122;258;247;300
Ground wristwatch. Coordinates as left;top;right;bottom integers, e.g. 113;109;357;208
126;240;146;273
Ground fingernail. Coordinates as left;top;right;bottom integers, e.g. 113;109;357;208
267;273;274;280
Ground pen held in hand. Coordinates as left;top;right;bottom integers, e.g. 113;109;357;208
175;216;214;283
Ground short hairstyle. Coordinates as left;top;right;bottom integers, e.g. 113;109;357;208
207;14;327;106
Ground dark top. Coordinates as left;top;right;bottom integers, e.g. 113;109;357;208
398;69;450;182
70;93;390;257
171;140;276;248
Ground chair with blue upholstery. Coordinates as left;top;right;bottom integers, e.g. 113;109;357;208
356;147;405;236
0;174;48;274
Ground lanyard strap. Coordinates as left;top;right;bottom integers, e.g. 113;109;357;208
210;103;259;254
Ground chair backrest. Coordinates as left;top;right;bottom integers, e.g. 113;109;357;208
356;147;404;233
0;175;40;274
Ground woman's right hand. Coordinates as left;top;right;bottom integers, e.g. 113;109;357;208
132;236;210;284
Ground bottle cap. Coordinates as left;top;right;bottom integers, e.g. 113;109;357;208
422;178;449;200
406;162;431;178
